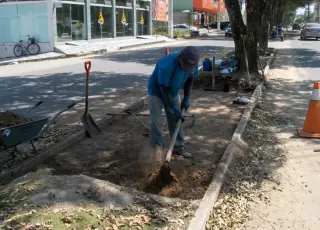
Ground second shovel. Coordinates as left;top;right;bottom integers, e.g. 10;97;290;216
81;61;101;137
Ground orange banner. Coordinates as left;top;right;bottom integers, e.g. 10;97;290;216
194;0;226;13
152;0;168;21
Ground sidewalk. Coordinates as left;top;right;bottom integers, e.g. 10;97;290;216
199;28;226;36
206;41;320;229
245;64;320;230
0;36;173;66
55;35;173;55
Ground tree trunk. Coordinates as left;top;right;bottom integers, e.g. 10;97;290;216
259;0;272;52
245;0;265;73
225;0;247;70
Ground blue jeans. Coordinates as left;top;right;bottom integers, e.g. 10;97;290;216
148;95;184;153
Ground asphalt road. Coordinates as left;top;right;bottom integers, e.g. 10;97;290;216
0;36;234;116
271;33;320;82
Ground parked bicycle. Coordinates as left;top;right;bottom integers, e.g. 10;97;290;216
13;35;40;57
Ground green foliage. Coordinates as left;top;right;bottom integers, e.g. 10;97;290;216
152;29;190;38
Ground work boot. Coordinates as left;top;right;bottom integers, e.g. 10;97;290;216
173;150;193;159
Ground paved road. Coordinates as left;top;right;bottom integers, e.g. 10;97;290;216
247;35;320;229
0;36;234;116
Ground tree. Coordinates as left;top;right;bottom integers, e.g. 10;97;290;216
225;0;314;76
225;0;247;70
225;0;265;73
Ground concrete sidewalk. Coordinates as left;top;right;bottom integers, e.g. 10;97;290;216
0;36;173;66
246;43;320;230
54;35;173;55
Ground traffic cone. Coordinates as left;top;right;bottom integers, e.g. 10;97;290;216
165;47;169;55
297;81;320;138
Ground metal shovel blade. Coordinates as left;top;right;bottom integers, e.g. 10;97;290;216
81;113;101;137
81;61;101;138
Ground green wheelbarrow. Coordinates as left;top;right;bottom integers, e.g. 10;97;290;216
0;101;76;156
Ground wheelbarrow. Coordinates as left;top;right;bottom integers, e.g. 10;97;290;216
0;101;76;156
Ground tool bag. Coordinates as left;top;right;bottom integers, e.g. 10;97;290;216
218;56;239;71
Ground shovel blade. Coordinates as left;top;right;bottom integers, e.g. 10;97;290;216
81;113;101;137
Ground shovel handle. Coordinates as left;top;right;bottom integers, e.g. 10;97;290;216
165;108;185;163
84;61;91;76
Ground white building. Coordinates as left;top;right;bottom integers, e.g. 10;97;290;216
0;0;152;58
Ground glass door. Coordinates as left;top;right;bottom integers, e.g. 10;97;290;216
56;4;72;42
71;5;85;40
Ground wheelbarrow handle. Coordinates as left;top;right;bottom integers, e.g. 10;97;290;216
35;102;77;139
67;102;76;109
26;100;43;114
35;101;44;107
84;61;91;76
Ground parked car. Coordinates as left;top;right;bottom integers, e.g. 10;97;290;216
300;23;320;40
209;21;230;30
225;24;233;37
292;23;300;31
173;24;199;36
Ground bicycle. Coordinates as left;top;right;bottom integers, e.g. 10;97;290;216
13;35;41;57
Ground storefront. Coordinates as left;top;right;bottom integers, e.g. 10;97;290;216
55;0;152;42
192;0;226;27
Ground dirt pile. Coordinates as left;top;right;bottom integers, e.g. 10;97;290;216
145;170;182;198
0;111;32;129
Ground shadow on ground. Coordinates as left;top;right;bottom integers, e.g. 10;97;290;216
0;72;148;117
271;48;320;69
91;45;233;67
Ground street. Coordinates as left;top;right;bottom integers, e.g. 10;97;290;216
0;37;234;116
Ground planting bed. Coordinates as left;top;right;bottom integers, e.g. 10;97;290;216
43;88;247;200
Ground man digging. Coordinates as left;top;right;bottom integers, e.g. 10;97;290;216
147;46;200;159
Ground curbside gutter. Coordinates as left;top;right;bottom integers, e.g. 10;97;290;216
187;48;276;230
0;96;148;185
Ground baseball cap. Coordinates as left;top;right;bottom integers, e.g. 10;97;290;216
180;46;200;74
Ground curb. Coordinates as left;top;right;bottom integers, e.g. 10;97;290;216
187;48;276;230
0;96;148;185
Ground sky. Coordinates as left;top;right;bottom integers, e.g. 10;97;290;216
296;4;315;16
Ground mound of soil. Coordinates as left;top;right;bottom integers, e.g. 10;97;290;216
0;111;32;129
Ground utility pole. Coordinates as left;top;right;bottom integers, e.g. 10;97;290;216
217;0;221;30
317;1;320;23
168;0;173;38
307;3;310;22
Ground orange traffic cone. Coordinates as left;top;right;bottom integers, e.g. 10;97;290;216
297;81;320;138
165;47;169;55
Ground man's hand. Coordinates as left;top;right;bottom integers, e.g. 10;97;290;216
172;105;185;122
181;96;190;111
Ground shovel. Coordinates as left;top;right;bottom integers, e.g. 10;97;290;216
159;108;185;184
81;61;101;137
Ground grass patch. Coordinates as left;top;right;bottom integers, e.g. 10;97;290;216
3;208;168;230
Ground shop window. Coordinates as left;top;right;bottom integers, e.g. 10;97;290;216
137;10;149;35
116;8;132;37
91;6;113;39
56;4;85;42
116;0;132;7
71;5;85;40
